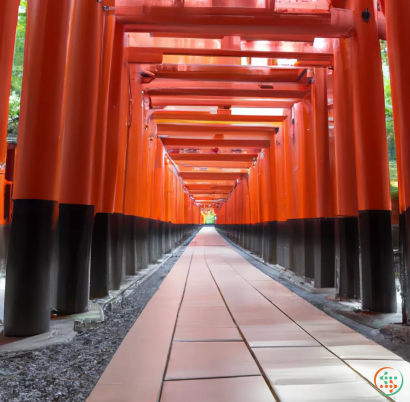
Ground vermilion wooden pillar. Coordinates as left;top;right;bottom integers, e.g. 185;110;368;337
303;100;317;279
164;162;173;251
259;147;273;263
0;0;19;221
4;0;75;336
248;161;259;255
111;32;130;289
152;139;165;257
90;12;116;298
311;68;335;288
147;134;159;263
350;0;396;312
122;64;143;276
333;38;360;300
284;111;296;222
284;108;301;274
0;0;19;293
275;125;290;268
166;163;175;249
385;0;410;319
237;179;246;247
242;175;251;250
99;21;126;292
290;104;314;277
268;136;278;265
55;0;102;315
135;73;150;269
100;22;124;220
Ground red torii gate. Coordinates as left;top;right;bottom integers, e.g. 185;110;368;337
0;0;408;337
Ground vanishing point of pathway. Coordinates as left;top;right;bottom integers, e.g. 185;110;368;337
88;228;410;402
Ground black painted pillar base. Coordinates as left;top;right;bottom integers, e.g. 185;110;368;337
259;223;264;255
277;221;291;269
290;219;305;277
247;225;253;252
262;222;269;262
133;217;142;272
56;203;94;314
399;210;410;323
110;213;124;290
149;219;159;263
359;210;397;313
335;217;360;300
90;213;110;298
170;224;175;251
159;220;165;256
155;220;161;259
165;221;172;253
135;217;149;270
124;215;136;276
256;223;263;256
268;221;277;265
250;225;256;254
304;219;315;279
237;224;244;247
164;221;168;254
0;223;11;275
157;220;162;258
133;216;141;271
313;218;335;288
246;224;252;251
254;224;260;255
148;219;154;263
4;200;58;337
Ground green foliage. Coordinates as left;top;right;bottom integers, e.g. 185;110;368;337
8;1;27;135
204;212;216;224
380;41;396;162
8;92;21;133
380;40;398;195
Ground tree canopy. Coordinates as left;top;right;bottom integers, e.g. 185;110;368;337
8;0;26;136
380;40;398;197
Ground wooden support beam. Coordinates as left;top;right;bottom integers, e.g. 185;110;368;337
144;80;309;91
140;64;307;83
158;124;275;137
185;185;234;192
180;172;242;181
170;154;258;162
189;190;230;195
129;47;333;65
162;138;270;148
118;8;354;40
147;87;307;99
152;111;287;123
150;95;295;109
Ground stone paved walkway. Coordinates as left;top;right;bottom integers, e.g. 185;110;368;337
88;227;410;402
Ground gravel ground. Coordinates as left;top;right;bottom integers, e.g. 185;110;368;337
0;234;196;402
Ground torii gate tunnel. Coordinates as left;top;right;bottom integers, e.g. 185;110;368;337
0;0;409;337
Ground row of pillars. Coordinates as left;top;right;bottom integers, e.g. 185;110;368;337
217;0;410;317
0;0;203;337
217;220;359;300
